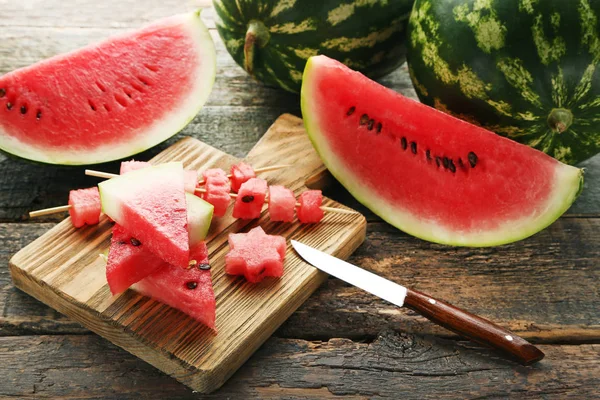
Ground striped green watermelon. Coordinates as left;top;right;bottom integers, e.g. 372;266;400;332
213;0;414;93
406;0;600;165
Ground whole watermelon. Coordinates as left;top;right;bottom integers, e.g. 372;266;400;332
213;0;414;93
407;0;600;165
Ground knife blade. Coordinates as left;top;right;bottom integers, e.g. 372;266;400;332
291;240;545;365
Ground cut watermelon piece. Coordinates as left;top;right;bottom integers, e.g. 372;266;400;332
201;168;231;217
297;190;324;224
268;185;296;222
105;224;165;295
184;170;198;194
230;162;256;192
232;178;267;220
225;226;286;283
301;56;584;246
0;11;216;165
132;241;216;330
120;160;150;175
99;162;189;267
68;187;101;228
106;194;212;294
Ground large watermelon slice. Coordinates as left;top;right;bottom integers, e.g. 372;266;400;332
0;11;215;165
132;241;216;330
99;162;189;267
301;56;584;247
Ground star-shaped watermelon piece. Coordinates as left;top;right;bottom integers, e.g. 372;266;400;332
225;226;286;283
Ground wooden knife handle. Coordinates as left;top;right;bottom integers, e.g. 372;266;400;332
404;288;544;365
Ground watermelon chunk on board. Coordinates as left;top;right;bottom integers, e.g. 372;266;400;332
132;241;216;330
68;187;101;228
301;56;584;246
268;185;296;222
0;11;216;165
99;162;189;268
225;226;286;283
230;162;256;192
232;178;268;220
297;190;324;224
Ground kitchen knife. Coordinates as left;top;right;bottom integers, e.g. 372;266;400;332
291;240;544;365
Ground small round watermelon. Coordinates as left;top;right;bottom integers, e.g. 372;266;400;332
232;178;268;220
268;185;296;222
297;190;324;224
68;187;101;228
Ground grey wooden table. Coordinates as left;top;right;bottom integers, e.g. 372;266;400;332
1;2;599;398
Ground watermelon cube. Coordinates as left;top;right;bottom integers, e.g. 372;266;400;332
225;226;286;283
120;160;151;175
99;162;190;268
232;178;267;220
68;187;101;228
201;168;231;217
230;162;256;192
297;190;324;223
268;185;296;222
133;241;216;330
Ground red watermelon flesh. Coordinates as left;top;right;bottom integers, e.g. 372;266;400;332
0;11;216;165
226;226;286;283
297;190;324;224
230;162;256;192
120;160;150;174
68;187;101;228
99;162;189;268
201;168;231;217
268;185;296;222
105;224;165;295
232;178;267;220
301;56;583;246
133;241;216;330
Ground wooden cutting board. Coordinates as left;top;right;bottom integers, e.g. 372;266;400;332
9;114;366;394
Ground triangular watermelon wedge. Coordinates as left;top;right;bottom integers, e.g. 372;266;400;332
132;242;216;330
99;162;189;268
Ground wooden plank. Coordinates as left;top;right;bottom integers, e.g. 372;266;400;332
3;217;599;342
1;333;598;399
8;114;367;393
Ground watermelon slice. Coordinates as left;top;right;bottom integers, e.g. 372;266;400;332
106;193;212;295
232;178;268;220
120;160;150;175
301;56;584;246
0;11;216;165
68;187;101;228
121;160;198;194
132;241;216;330
225;226;286;283
268;185;296;222
99;162;189;267
230;162;256;192
297;190;324;224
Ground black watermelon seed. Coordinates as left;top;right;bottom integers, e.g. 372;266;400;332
448;160;456;173
186;281;198;290
242;195;254;203
130;238;141;246
442;157;449;169
36;110;42;120
426;150;432;160
6;102;12;110
346;106;356;116
401;137;407;150
376;122;382;133
20;105;27;114
198;263;211;271
359;114;369;125
0;88;5;97
367;119;375;130
118;240;127;245
468;152;478;168
458;158;465;168
410;142;417;154
435;156;441;167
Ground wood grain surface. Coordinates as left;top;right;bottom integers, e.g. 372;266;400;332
1;1;599;398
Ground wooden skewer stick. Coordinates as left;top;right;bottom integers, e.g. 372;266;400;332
85;169;118;179
196;164;292;185
194;188;357;215
29;205;72;218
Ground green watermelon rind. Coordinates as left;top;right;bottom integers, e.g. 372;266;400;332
185;193;214;244
301;56;584;247
0;10;216;165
